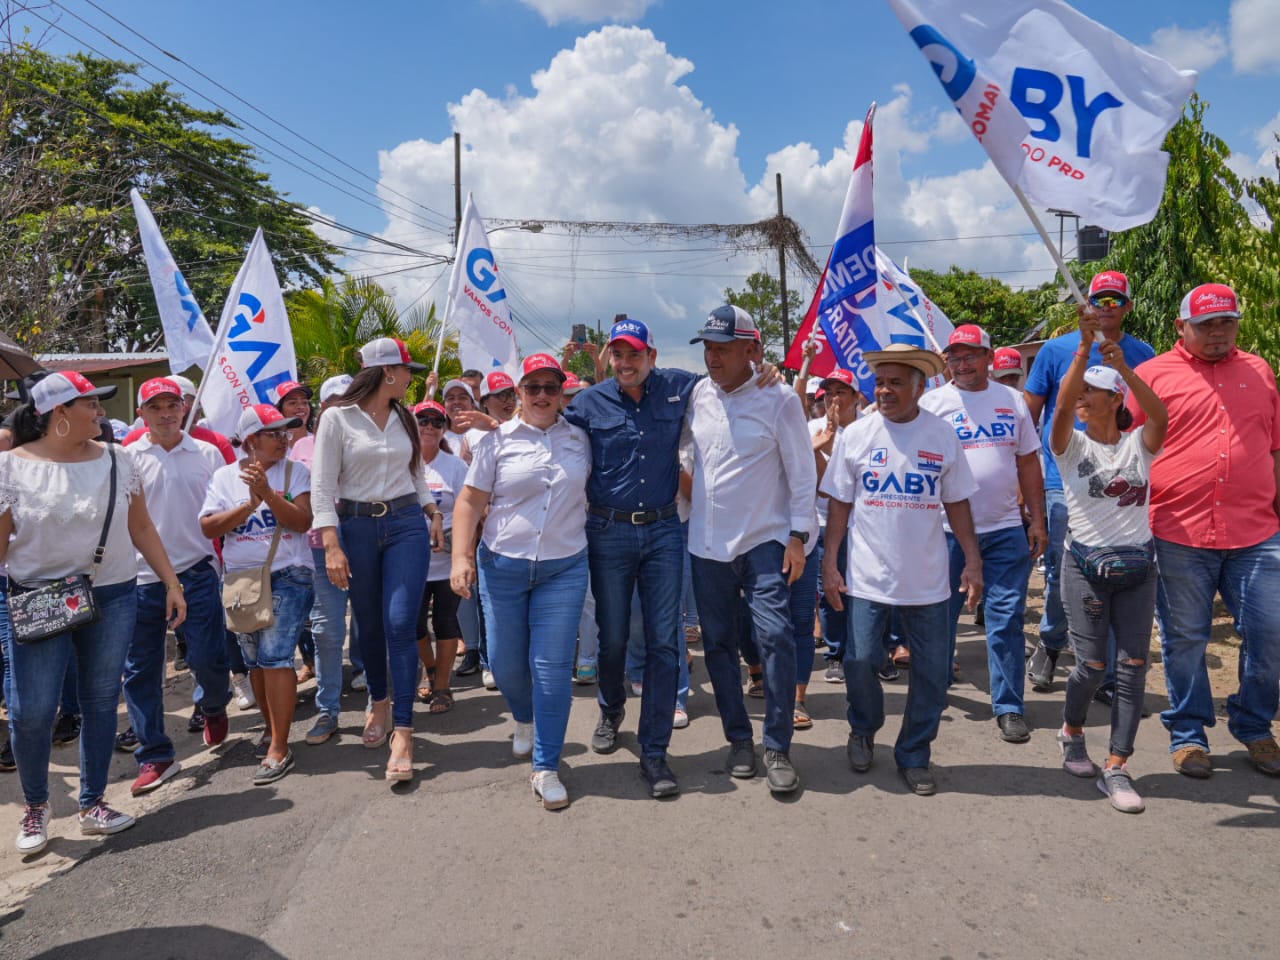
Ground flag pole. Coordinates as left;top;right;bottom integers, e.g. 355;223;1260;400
1011;185;1089;308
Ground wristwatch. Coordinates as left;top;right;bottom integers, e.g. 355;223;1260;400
789;530;809;545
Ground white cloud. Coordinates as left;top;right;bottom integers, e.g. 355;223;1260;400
305;205;354;248
518;0;657;26
1231;0;1280;74
1144;24;1228;72
366;27;1054;368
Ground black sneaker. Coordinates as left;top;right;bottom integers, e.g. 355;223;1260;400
639;756;679;798
454;649;481;677
187;706;205;733
727;739;757;779
878;659;900;682
590;709;624;754
115;728;139;753
1026;643;1060;692
997;713;1031;743
51;713;81;747
764;749;799;793
847;733;874;772
0;740;15;772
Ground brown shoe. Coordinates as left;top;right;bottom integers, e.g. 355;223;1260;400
1172;745;1213;779
1245;737;1280;776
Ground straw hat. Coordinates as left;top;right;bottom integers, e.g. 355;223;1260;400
863;342;945;379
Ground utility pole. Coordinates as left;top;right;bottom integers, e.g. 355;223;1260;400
775;173;791;376
453;132;463;245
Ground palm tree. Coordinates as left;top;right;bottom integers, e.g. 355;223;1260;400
287;276;460;399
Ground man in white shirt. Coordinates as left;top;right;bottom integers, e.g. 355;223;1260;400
920;325;1047;743
122;378;229;797
821;344;983;796
684;305;816;794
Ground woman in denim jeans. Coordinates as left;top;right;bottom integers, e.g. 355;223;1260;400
0;372;187;855
201;405;314;786
452;354;590;810
1049;312;1167;813
311;338;443;783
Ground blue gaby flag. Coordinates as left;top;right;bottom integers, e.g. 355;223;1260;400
815;104;889;400
130;189;216;374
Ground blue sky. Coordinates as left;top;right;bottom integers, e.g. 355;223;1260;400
16;0;1280;364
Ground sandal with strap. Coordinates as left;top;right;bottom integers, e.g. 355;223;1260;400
793;701;813;730
747;673;765;698
428;689;455;715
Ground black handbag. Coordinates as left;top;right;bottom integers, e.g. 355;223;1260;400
8;449;117;645
1068;537;1153;591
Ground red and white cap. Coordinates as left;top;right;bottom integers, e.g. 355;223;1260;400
137;377;183;406
819;368;856;390
563;373;585;395
169;375;197;398
481;371;516;397
274;379;312;404
412;400;449;422
30;371;117;415
992;347;1024;374
1179;283;1241;323
520;353;567;383
236;403;302;441
1089;271;1130;298
944;324;992;352
359;337;426;372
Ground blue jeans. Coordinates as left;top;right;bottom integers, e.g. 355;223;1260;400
310;545;349;717
340;506;430;728
125;559;228;765
479;545;588;771
946;526;1031;716
846;596;951;769
1039;488;1069;650
235;566;315;670
819;531;849;662
691;541;797;753
1155;533;1280;751
735;547;819;685
4;580;137;808
586;513;684;760
575;576;599;669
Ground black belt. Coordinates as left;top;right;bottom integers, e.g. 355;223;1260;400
588;503;678;525
336;493;420;518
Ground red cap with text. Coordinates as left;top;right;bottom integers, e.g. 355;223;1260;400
412;400;448;419
481;371;516;397
274;379;312;403
236;403;302;441
359;337;426;371
137;377;183;406
520;353;567;383
1089;271;1130;298
820;368;856;389
992;347;1024;373
563;373;584;394
944;324;992;351
1178;283;1241;323
30;371;117;415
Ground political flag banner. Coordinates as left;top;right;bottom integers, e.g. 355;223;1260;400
887;0;1197;231
874;249;955;351
198;228;298;438
444;193;520;376
130;188;216;374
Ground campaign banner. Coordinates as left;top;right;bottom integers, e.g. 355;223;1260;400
887;0;1197;231
198;228;298;438
874;249;955;351
130;189;216;374
444;193;520;377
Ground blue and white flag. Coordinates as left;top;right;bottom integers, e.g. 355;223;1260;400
874;249;955;352
130;188;216;374
196;228;298;438
443;193;520;377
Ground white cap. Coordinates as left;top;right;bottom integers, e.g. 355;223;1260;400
1083;366;1128;400
359;337;426;371
319;374;353;404
441;378;476;403
170;374;197;398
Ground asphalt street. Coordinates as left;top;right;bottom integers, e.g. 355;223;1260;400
0;616;1276;960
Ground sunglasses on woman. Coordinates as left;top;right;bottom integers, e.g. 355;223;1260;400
416;416;447;429
1088;294;1129;309
521;383;562;397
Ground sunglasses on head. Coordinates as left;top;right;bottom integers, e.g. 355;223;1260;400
416;416;447;428
1089;294;1129;309
521;383;562;397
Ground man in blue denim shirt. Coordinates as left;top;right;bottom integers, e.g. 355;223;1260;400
564;318;698;798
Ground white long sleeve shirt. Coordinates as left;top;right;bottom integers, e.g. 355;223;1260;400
684;378;817;562
310;404;432;529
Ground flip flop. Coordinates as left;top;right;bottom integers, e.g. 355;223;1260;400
793;702;813;730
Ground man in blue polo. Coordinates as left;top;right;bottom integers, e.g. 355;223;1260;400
564;318;696;799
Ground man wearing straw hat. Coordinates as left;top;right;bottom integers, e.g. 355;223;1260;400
821;343;983;796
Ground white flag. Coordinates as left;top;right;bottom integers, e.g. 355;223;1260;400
888;0;1197;230
444;194;520;376
130;189;216;374
198;228;298;438
874;249;955;351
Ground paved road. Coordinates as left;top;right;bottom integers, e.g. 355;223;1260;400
0;617;1277;960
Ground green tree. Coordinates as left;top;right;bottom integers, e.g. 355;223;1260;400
906;266;1069;347
288;276;455;403
723;271;803;365
1;45;337;352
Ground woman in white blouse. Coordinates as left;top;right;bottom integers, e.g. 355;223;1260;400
452;354;591;810
311;338;444;783
0;372;186;854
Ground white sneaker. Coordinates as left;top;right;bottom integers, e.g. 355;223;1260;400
231;674;256;710
672;708;689;729
531;770;569;810
482;669;498;691
16;803;50;854
78;800;135;836
350;671;368;692
513;722;534;760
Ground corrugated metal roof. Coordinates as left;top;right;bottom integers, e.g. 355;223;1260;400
36;352;168;373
